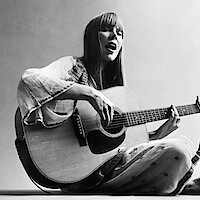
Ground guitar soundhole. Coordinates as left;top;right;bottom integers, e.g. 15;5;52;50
87;110;125;154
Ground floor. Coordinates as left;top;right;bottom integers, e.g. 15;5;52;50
0;190;200;200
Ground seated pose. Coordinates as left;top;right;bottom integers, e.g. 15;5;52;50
17;12;200;195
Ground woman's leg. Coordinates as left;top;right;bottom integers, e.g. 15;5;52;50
96;138;195;195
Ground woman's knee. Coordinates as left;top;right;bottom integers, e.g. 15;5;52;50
163;140;192;170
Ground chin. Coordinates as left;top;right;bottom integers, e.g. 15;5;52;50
105;54;117;62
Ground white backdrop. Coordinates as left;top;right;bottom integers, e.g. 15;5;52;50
1;0;200;190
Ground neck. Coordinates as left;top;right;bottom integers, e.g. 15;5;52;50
98;59;107;89
99;58;106;71
99;67;104;90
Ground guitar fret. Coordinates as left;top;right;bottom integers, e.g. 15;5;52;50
127;112;132;126
177;104;199;117
124;112;133;126
180;106;189;115
124;103;200;128
134;111;141;125
150;110;155;122
190;104;199;114
191;105;196;114
188;105;194;115
154;109;163;121
140;111;146;123
125;113;129;126
160;109;168;119
178;107;184;116
158;109;162;120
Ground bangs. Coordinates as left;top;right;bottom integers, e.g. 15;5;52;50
99;12;124;33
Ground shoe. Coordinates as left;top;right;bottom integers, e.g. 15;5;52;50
181;178;200;195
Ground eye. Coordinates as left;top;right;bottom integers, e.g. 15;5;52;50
116;29;123;36
102;27;111;32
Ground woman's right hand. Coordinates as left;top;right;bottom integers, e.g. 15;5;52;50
88;88;114;127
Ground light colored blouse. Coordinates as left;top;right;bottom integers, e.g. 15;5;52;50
17;56;88;127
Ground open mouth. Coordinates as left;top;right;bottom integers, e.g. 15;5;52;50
105;42;117;51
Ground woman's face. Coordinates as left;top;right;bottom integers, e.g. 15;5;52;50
98;25;123;64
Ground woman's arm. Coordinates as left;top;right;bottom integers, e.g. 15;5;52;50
55;83;114;126
149;105;181;140
17;56;114;127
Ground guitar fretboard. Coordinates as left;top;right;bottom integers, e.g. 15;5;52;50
109;103;200;128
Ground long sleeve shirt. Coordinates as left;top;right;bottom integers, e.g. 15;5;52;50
17;56;88;127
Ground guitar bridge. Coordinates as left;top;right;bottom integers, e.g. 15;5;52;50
71;109;87;147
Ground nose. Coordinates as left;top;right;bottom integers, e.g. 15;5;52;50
109;28;117;40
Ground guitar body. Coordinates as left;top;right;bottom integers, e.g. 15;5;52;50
20;86;149;184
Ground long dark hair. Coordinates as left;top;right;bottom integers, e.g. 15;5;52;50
81;12;125;89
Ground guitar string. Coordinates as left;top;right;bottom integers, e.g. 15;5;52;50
113;105;197;129
80;104;199;130
105;104;199;130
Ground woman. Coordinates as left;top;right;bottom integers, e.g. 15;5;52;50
17;12;200;195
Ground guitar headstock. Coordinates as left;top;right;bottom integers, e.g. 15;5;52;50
196;96;200;111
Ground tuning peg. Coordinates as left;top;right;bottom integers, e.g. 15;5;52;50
196;96;200;110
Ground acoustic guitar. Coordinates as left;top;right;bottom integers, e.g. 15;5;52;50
15;86;200;188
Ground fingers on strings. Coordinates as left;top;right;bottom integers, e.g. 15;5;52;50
102;103;114;126
170;105;181;128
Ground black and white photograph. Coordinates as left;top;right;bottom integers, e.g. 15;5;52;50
1;0;200;199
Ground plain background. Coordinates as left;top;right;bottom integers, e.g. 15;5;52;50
1;0;200;192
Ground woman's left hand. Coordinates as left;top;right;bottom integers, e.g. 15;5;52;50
150;105;181;140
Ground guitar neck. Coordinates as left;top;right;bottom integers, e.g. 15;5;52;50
110;103;200;128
